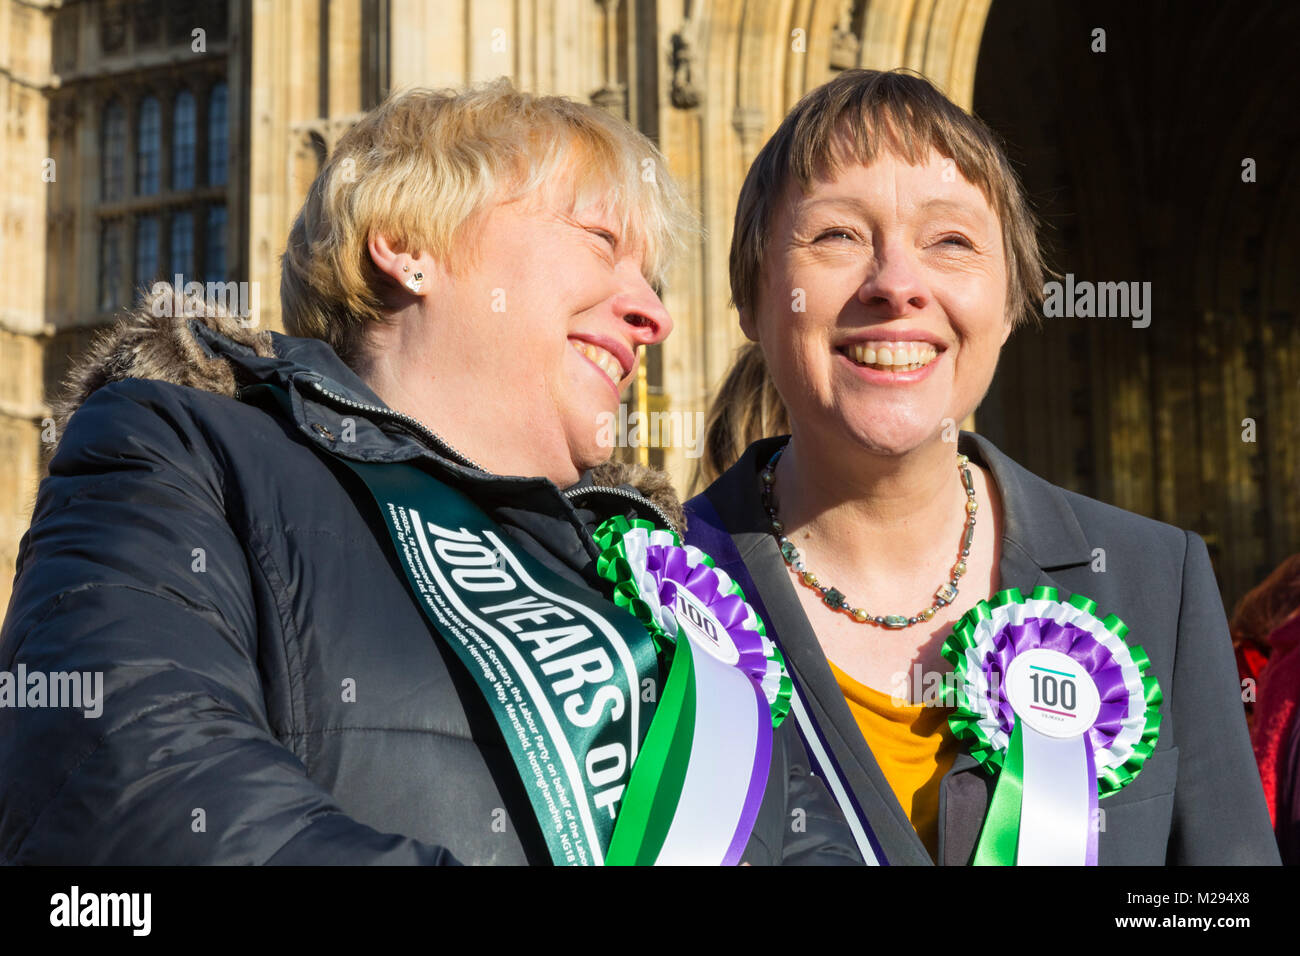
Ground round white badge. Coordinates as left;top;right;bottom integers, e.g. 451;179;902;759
670;586;740;665
1003;647;1101;739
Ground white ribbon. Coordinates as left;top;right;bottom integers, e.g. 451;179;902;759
1017;726;1092;865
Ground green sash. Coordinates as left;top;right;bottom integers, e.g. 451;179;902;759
244;383;768;865
345;457;661;864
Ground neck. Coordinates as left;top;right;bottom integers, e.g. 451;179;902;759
356;310;580;486
771;427;970;577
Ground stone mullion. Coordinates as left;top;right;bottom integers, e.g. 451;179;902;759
123;85;141;300
80;91;102;321
328;0;362;118
157;80;176;285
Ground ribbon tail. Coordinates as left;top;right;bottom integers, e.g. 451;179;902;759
605;638;697;865
1017;723;1093;865
720;687;773;865
1086;740;1099;866
651;642;771;864
973;718;1024;865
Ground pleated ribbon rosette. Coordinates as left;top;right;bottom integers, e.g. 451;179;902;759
593;516;792;864
942;586;1162;865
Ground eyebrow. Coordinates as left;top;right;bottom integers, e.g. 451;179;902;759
916;197;988;219
796;195;988;217
573;209;660;283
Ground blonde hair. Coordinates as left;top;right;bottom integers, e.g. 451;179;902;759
691;342;790;494
281;78;696;365
730;69;1046;329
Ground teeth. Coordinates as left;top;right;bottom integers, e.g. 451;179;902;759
571;339;624;386
844;341;938;372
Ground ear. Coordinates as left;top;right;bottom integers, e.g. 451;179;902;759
999;314;1014;347
738;305;760;343
368;232;432;296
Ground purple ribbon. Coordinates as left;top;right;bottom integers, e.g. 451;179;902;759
646;544;768;682
984;618;1132;756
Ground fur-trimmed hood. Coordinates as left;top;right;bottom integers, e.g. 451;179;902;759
55;287;684;532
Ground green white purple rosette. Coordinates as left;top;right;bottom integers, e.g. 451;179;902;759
941;585;1163;865
593;516;792;727
592;516;791;865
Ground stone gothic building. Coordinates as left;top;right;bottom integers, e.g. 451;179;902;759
2;0;1297;615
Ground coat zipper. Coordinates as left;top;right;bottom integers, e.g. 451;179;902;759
561;483;678;534
304;378;488;472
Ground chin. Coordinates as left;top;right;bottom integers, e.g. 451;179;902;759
838;410;944;457
571;448;613;479
570;393;621;461
567;424;617;474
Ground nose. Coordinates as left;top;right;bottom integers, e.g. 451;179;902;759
614;266;674;345
856;239;930;316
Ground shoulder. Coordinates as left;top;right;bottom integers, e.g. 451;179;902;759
46;286;282;473
50;376;277;482
688;435;788;528
1056;482;1203;610
35;378;313;565
1058;485;1192;558
964;431;1193;573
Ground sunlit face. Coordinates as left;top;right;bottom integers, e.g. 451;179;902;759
428;183;673;476
741;144;1012;458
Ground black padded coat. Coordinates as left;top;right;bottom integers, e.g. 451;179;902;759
0;306;862;865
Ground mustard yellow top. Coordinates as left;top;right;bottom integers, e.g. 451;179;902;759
828;660;961;862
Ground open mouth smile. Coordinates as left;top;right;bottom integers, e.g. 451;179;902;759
838;340;940;373
569;337;632;392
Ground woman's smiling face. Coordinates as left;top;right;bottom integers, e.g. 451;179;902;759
422;180;673;478
742;142;1012;457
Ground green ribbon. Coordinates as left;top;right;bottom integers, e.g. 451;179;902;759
605;634;696;865
973;718;1025;866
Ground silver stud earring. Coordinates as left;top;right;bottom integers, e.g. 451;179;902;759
402;264;410;272
405;271;424;294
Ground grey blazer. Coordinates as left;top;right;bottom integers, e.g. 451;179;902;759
686;432;1281;865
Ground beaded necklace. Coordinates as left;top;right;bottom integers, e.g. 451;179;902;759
760;443;977;629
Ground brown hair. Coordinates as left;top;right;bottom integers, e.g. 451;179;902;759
691;342;790;494
729;68;1046;328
